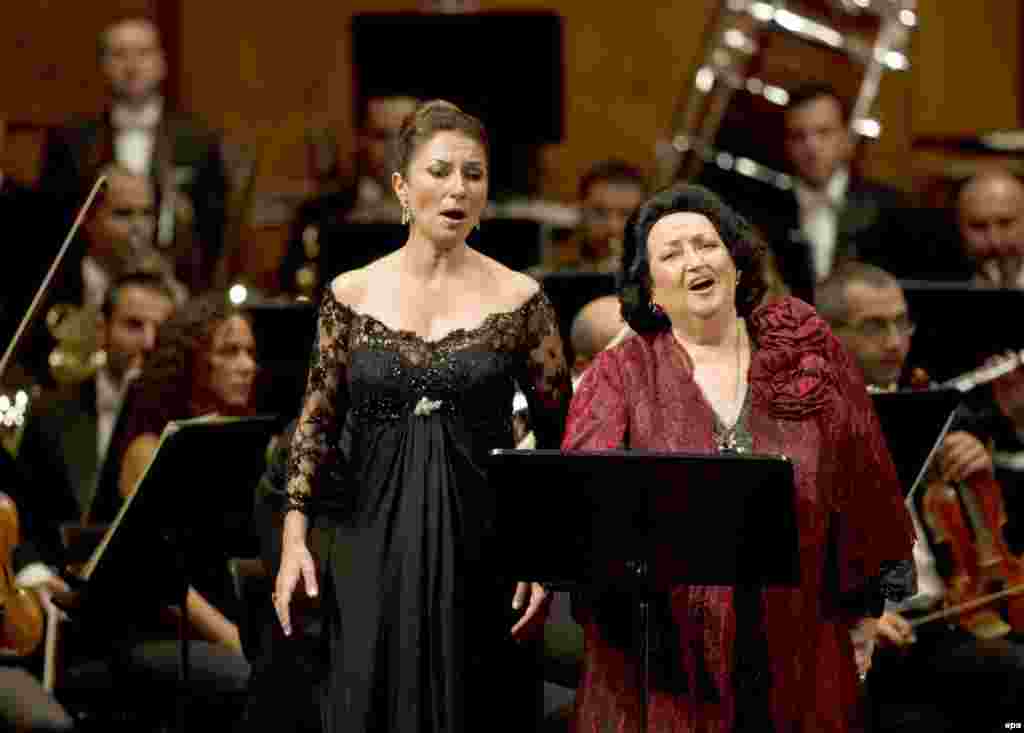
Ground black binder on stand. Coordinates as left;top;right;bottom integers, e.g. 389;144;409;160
76;414;280;732
488;449;798;732
870;388;963;502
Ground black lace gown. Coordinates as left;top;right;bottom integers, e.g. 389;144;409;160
285;288;571;733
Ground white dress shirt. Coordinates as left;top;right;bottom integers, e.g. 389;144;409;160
95;365;132;465
794;168;850;282
81;256;110;309
111;98;163;176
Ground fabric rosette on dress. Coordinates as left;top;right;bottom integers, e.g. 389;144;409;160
749;297;838;421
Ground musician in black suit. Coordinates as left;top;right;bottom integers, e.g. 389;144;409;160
278;94;418;297
17;272;176;524
37;16;227;294
756;83;911;304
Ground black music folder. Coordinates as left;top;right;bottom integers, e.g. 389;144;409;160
246;300;317;424
319;222;406;281
78;415;280;613
488;449;799;591
870;388;963;500
539;271;617;365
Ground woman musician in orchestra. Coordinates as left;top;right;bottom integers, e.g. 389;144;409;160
562;184;915;732
817;261;1024;733
95;291;259;725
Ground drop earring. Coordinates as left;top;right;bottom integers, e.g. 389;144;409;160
401;203;411;226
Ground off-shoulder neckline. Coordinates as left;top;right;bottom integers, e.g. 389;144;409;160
325;286;545;347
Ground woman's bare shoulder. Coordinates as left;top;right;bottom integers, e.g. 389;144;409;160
328;254;400;310
475;253;540;309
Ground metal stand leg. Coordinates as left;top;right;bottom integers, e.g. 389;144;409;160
631;559;650;733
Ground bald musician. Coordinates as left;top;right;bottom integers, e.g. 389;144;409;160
956;168;1024;289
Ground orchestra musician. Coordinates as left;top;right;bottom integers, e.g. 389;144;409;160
38;16;228;294
817;261;1024;732
752;82;911;304
17;271;176;524
955;168;1024;289
0;457;75;732
278;94;419;298
90;292;258;728
562;184;915;732
531;159;647;276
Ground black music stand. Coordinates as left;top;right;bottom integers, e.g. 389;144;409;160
870;388;964;502
78;414;279;732
900;280;1024;382
488;449;798;732
245;301;317;422
319;222;406;280
539;271;617;366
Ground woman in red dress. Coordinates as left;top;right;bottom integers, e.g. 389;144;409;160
562;184;915;732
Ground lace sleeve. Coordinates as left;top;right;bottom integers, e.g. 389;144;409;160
517;292;572;449
284;288;354;514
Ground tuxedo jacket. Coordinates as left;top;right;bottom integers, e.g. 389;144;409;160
759;178;911;304
38;109;228;291
17;379;103;530
6;380;105;574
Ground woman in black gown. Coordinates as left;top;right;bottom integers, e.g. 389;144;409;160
273;100;572;732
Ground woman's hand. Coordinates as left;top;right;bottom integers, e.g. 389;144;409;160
510;582;550;640
273;512;318;637
850;616;879;681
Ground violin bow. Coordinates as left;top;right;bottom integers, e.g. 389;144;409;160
0;175;107;380
908;581;1024;629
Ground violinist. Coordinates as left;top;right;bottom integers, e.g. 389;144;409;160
0;453;75;732
92;291;257;727
818;261;1024;732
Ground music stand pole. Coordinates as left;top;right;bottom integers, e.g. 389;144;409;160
630;559;651;733
174;532;190;733
488;449;799;733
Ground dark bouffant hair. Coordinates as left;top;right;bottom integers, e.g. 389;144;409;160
393;99;489;177
618;183;767;333
115;292;253;444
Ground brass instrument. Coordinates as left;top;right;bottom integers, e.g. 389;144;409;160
46;303;105;385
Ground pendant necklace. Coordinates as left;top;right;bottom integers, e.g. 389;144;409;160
715;318;744;453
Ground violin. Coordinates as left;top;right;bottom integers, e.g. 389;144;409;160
922;471;1024;638
0;177;106;681
908;365;1024;639
0;492;45;656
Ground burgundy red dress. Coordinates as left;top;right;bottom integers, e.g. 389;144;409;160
562;297;915;733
